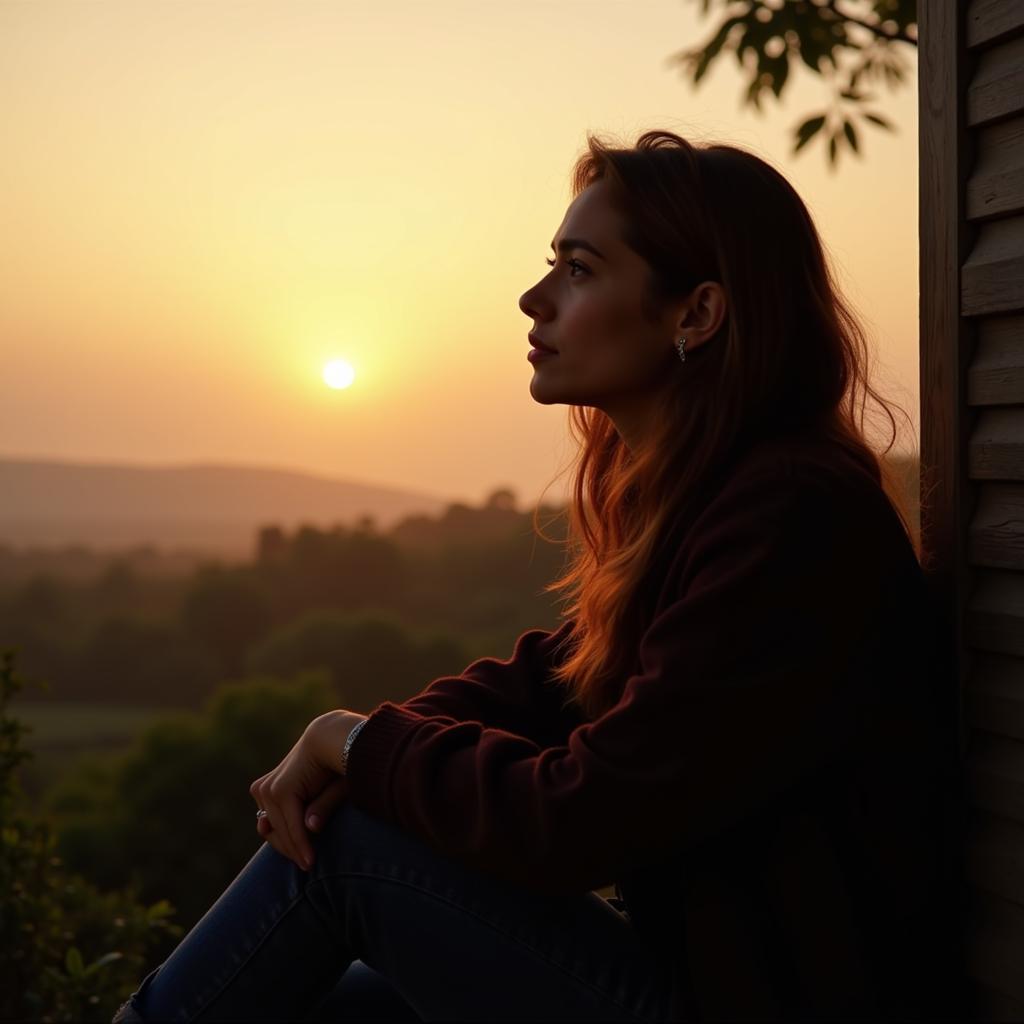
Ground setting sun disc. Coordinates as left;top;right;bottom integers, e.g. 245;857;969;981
323;359;356;389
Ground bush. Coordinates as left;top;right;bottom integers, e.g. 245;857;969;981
46;669;339;934
247;607;467;712
0;646;182;1022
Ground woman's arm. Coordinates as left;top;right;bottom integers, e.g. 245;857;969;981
395;619;584;746
342;465;918;896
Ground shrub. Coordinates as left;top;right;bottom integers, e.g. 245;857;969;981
0;646;182;1022
46;669;338;934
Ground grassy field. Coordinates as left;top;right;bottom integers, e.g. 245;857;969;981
12;701;177;745
10;700;179;803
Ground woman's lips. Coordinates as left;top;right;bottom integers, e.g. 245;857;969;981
527;346;557;363
528;332;557;362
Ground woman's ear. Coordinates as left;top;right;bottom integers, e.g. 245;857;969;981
677;282;727;348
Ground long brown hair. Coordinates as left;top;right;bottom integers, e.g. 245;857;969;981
533;129;918;722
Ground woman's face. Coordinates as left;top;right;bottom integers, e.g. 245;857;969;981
518;179;681;439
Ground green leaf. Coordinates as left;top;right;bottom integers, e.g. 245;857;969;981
884;62;905;85
768;55;789;99
843;119;859;153
745;74;764;112
793;114;826;152
862;110;894;129
693;15;745;83
65;945;84;977
798;38;825;74
146;898;175;920
83;950;125;976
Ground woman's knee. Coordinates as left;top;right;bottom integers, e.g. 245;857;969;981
311;801;414;871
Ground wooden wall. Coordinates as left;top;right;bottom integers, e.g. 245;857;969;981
920;1;1024;1018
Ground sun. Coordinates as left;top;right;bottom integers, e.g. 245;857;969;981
322;359;356;390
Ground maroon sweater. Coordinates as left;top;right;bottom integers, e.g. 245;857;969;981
346;434;961;1021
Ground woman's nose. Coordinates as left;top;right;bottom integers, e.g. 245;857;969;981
519;283;546;320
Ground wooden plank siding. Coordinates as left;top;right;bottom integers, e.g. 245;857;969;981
966;0;1024;48
923;0;1024;1015
968;315;1024;406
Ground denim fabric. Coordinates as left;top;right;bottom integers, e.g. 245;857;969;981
113;802;679;1022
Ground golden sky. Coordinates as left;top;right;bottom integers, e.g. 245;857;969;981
0;0;920;507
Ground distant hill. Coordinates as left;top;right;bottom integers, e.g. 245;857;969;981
0;450;920;561
0;457;453;556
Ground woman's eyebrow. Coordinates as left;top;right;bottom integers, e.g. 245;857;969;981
550;237;607;261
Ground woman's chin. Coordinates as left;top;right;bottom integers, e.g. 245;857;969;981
528;376;567;406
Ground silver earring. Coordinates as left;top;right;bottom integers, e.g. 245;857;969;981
676;337;687;364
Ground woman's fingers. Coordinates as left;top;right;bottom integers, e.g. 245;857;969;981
253;791;314;871
255;812;294;866
305;777;350;832
248;718;347;872
252;781;301;869
257;779;348;871
279;793;315;870
260;804;294;864
268;834;297;867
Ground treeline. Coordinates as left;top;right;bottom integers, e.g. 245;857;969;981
3;488;571;712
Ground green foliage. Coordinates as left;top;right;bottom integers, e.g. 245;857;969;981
0;493;569;711
46;669;338;933
669;0;917;169
181;565;274;677
258;521;412;620
78;615;218;707
248;607;467;713
0;647;182;1021
0;576;74;700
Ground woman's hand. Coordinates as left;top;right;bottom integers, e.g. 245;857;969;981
249;710;368;871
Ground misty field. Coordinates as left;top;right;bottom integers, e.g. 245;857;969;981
13;700;174;799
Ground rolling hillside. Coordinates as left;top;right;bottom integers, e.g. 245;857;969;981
0;457;452;556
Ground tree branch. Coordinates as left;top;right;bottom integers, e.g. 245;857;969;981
821;0;917;47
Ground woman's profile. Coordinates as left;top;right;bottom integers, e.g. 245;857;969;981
114;129;961;1022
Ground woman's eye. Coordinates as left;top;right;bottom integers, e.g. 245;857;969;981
544;257;587;276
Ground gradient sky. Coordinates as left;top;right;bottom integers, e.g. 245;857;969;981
0;0;920;508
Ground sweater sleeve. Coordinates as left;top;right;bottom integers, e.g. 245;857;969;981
345;465;895;896
393;619;584;747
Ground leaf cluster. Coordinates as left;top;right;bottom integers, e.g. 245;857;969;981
669;0;917;169
0;648;182;1021
44;669;339;933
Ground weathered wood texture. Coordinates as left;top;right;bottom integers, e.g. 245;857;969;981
967;118;1024;221
968;315;1024;405
968;407;1024;478
962;215;1024;316
967;0;1024;48
968;653;1024;739
927;0;1024;1015
966;32;1024;127
968;485;1024;569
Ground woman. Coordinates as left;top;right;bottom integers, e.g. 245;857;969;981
114;130;962;1022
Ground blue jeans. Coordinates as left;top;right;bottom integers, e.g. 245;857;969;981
113;802;680;1021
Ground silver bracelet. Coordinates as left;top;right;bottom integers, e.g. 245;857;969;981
340;718;369;776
